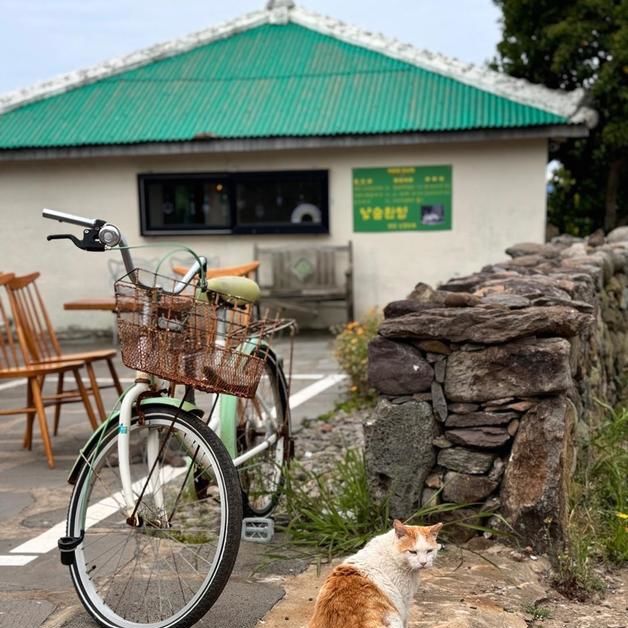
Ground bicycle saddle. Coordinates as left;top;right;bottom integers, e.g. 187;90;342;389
202;275;261;306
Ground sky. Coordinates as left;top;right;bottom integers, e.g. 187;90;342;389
0;0;503;95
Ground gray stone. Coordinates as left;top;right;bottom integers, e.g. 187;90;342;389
445;427;511;449
480;293;531;309
437;448;495;474
444;338;573;402
421;487;441;507
434;359;446;383
560;242;589;258
383;299;437;319
407;282;441;303
431;381;448;421
477;276;574;301
412;392;432;401
368;336;434;395
445;411;518;428
379;306;590;345
443;472;498;503
433;436;453;448
413;339;451;355
425;471;444;488
483;396;516;407
503;400;536;413
425;352;446;362
506;242;561;258
443;292;481;307
587;228;605;247
606;225;628;243
500;397;577;552
448;402;480;414
488;457;506;482
531;296;594;313
364;399;437;518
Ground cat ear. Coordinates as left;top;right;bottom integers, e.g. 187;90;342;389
429;522;443;537
393;519;407;539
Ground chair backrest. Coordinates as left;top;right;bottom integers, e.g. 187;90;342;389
253;244;352;293
0;273;22;370
4;272;62;364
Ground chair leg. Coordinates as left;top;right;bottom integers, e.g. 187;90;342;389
72;368;99;431
30;378;55;469
24;380;35;450
53;371;65;436
107;358;123;396
85;362;107;422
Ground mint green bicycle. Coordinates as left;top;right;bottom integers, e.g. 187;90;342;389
43;209;294;628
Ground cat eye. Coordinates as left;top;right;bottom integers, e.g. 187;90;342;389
426;549;434;554
407;550;417;555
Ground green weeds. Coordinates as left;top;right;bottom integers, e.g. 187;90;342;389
552;402;628;599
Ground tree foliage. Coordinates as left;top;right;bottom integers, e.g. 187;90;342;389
492;0;628;234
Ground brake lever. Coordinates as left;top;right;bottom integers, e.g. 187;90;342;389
47;229;106;252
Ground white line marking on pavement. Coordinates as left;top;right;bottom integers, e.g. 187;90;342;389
288;373;347;408
0;554;37;566
0;380;26;391
3;373;347;564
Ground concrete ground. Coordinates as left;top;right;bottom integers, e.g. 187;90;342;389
0;332;347;628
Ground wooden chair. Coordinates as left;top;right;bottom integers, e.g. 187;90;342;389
171;260;260;280
4;272;123;427
0;273;97;468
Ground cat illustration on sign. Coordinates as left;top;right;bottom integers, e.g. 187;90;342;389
308;520;443;628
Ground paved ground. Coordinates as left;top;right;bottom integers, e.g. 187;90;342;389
0;332;346;628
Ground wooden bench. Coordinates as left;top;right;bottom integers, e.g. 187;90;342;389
253;242;354;321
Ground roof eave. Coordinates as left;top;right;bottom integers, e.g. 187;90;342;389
0;124;589;161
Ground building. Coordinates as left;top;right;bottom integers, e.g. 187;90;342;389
0;0;595;330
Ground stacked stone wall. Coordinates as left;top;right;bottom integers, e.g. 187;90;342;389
365;229;628;550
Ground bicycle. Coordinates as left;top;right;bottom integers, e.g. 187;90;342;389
42;208;295;628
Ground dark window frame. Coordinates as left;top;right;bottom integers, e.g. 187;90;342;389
138;170;329;236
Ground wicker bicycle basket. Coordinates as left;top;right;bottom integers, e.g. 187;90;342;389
114;269;292;398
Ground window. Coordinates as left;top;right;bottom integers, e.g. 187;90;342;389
139;170;329;235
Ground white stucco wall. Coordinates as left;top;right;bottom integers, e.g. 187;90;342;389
0;138;547;330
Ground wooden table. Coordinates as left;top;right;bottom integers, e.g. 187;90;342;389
63;298;116;311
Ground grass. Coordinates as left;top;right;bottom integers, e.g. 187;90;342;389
551;402;628;599
522;602;552;621
265;448;509;568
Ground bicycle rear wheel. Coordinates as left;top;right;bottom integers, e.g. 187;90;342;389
236;348;291;517
66;405;242;628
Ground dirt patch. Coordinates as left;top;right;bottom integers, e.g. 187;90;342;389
256;542;627;628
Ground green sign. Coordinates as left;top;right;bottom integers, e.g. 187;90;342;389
353;165;452;232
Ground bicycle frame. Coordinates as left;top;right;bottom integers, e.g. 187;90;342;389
43;207;285;522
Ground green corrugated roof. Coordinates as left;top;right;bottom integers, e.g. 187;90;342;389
0;22;568;149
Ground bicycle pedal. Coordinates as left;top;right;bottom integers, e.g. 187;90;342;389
242;517;274;543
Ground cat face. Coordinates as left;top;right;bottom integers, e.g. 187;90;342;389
392;520;442;571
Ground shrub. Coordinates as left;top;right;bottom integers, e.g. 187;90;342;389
333;309;382;399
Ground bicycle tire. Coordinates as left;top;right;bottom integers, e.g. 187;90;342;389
236;348;291;517
66;405;242;628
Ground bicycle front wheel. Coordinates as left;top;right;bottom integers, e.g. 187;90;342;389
66;405;242;628
236;348;291;517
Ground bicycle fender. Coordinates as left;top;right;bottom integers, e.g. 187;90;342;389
67;397;203;486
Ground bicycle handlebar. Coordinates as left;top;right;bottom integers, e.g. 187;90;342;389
42;208;100;229
42;208;207;294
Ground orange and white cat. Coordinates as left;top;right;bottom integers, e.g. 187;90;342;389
308;520;442;628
